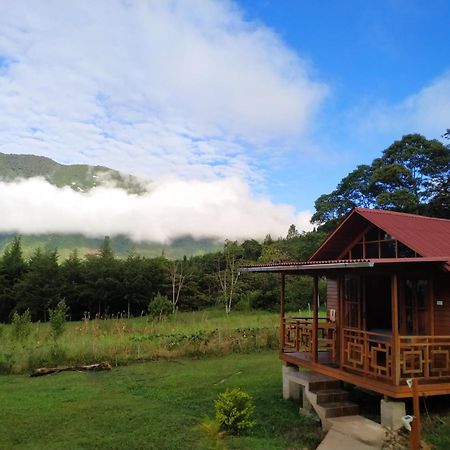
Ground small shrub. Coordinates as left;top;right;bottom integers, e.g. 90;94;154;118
49;300;68;340
11;309;32;341
215;387;255;434
148;293;172;320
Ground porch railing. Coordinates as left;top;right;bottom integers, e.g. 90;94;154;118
342;328;393;381
342;330;450;384
399;336;450;382
283;317;336;359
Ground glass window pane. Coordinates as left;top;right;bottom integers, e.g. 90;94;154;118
366;242;379;258
365;227;379;241
380;241;396;258
351;244;363;259
398;242;415;258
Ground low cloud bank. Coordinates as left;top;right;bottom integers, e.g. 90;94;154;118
0;178;312;242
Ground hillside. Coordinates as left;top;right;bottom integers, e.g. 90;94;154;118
0;233;223;260
0;152;147;193
0;153;222;259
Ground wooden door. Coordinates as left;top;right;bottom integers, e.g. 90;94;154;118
343;275;361;329
399;278;429;335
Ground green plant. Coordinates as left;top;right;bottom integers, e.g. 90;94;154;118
11;309;32;341
195;416;227;450
214;387;255;434
49;300;68;340
148;293;172;320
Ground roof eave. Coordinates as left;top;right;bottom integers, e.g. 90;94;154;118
240;261;375;273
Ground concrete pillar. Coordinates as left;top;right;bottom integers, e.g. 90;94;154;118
380;398;406;431
300;386;313;414
282;364;300;400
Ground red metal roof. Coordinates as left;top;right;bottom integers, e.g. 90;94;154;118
356;208;450;257
309;208;450;266
240;257;448;273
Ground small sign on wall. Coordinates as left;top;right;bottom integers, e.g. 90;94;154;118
437;300;444;306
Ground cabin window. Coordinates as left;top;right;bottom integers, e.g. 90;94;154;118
345;225;418;259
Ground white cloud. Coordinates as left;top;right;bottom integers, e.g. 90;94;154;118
357;71;450;138
0;0;327;182
0;178;312;242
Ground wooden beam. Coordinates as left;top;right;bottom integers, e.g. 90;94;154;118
411;379;421;450
338;276;344;369
391;273;400;386
280;273;286;351
313;275;319;363
429;275;435;336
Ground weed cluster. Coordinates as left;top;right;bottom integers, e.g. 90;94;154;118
0;309;284;373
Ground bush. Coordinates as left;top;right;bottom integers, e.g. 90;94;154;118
215;387;255;434
49;300;68;340
148;293;172;320
11;309;32;341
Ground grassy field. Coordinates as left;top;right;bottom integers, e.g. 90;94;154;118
0;309;284;374
0;351;322;450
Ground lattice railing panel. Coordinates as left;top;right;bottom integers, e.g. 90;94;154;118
342;328;392;380
399;336;450;381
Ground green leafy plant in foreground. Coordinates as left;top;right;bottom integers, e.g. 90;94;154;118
215;387;256;434
195;416;227;450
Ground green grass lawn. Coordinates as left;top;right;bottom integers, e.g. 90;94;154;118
0;351;322;450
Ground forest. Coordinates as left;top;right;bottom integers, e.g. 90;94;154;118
0;133;448;323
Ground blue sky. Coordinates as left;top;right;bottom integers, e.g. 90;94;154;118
237;0;450;208
0;0;449;241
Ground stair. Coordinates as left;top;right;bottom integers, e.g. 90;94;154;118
283;367;359;429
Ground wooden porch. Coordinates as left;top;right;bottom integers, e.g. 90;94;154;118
279;273;450;399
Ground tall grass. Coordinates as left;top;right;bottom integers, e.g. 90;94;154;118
0;309;289;374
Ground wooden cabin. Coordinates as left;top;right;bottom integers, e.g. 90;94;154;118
242;208;450;402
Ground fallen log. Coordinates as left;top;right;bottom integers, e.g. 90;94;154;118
30;362;112;377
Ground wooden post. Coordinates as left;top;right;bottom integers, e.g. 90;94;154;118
313;275;319;363
410;379;421;450
338;276;344;369
280;273;286;351
391;273;400;385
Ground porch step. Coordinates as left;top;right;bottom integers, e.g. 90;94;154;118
287;370;341;391
284;369;359;426
312;388;350;404
318;400;359;419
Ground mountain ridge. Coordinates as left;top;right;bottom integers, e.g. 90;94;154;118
0;152;147;194
0;153;223;259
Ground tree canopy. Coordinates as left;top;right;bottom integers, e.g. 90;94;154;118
311;134;450;229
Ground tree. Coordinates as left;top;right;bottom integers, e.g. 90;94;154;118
312;164;377;229
0;236;26;321
443;129;450;141
371;134;449;213
15;248;61;321
60;249;86;320
99;236;114;259
286;224;299;239
169;257;189;314
241;239;262;261
217;241;241;314
84;238;122;317
311;134;450;227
